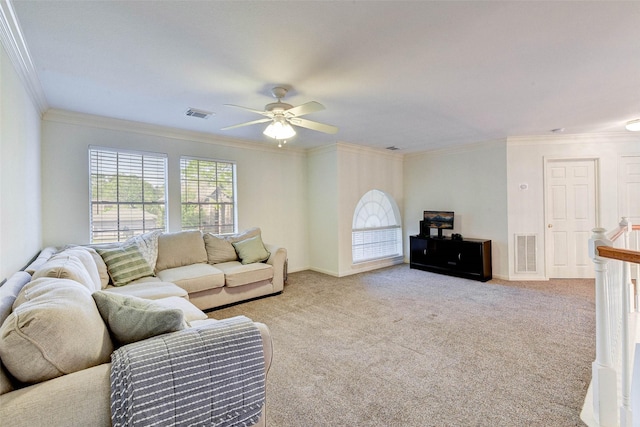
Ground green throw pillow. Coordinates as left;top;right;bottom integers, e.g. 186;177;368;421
232;235;271;265
92;291;185;345
96;244;154;286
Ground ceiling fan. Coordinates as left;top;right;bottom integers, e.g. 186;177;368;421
221;87;338;144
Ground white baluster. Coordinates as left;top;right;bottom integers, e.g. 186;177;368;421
590;227;618;426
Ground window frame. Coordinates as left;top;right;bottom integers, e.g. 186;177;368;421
89;146;168;243
179;156;238;235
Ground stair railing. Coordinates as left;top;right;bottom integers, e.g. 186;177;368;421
584;218;640;427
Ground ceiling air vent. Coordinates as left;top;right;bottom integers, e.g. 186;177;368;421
386;146;400;151
185;108;214;119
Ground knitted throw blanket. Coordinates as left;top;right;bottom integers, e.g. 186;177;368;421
110;316;265;427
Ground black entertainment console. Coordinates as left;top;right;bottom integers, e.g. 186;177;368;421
410;235;492;282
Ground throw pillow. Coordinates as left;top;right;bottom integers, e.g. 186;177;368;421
124;230;162;271
92;291;185;345
95;244;154;287
232;235;271;265
203;233;238;264
0;278;113;384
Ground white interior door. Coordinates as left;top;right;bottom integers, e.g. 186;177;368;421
545;159;597;278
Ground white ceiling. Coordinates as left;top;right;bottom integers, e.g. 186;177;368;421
10;0;640;153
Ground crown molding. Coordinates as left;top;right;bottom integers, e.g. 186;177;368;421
308;141;404;159
0;0;48;114
43;108;308;156
507;131;638;146
405;138;507;159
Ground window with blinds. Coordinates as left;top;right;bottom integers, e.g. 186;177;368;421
180;157;237;234
352;189;403;263
89;147;167;243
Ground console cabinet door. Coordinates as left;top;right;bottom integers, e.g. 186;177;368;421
456;241;484;273
410;236;428;264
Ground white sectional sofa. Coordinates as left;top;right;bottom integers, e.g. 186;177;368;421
0;227;285;426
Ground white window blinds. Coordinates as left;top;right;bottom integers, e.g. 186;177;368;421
90;147;167;243
180;157;237;235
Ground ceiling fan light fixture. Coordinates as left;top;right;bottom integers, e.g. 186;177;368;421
625;119;640;131
263;118;296;139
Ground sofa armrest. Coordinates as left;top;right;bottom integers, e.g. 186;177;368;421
0;320;273;427
0;363;112;427
264;243;287;292
255;322;273;375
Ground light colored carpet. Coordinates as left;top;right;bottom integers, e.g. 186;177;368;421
210;264;594;426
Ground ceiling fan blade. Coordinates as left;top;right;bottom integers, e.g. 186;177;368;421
289;117;338;134
286;101;325;117
221;118;271;131
224;104;272;117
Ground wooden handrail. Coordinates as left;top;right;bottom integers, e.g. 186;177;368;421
596;245;640;264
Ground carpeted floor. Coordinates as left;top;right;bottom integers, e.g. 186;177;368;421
210;264;595;426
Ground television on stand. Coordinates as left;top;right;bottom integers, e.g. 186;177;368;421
420;211;454;239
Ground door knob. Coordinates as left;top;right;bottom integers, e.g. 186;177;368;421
548;224;553;228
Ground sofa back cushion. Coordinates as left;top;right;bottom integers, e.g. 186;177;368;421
203;233;238;264
31;254;100;292
0;271;32;395
156;231;207;272
0;278;113;385
54;247;103;291
23;246;57;275
225;227;262;244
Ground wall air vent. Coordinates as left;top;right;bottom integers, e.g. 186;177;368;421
185;108;214;119
515;234;537;273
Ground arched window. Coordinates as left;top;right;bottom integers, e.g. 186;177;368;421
352;189;402;263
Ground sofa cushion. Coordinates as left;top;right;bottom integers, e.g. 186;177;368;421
0;271;32;395
31;254;98;292
154;296;209;323
156;263;225;293
156;231;207;272
84;246;110;288
96;244;155;286
92;291;185;345
215;261;274;288
53;247;103;291
204;233;238;264
0;278;113;384
23;246;57;275
225;227;262;244
103;281;188;300
232;235;271;265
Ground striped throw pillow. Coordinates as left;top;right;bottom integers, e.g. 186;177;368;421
96;245;154;287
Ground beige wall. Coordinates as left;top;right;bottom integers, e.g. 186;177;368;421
337;143;404;276
0;42;42;280
307;146;339;275
404;140;509;279
307;143;404;277
40;110;310;273
506;133;640;279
